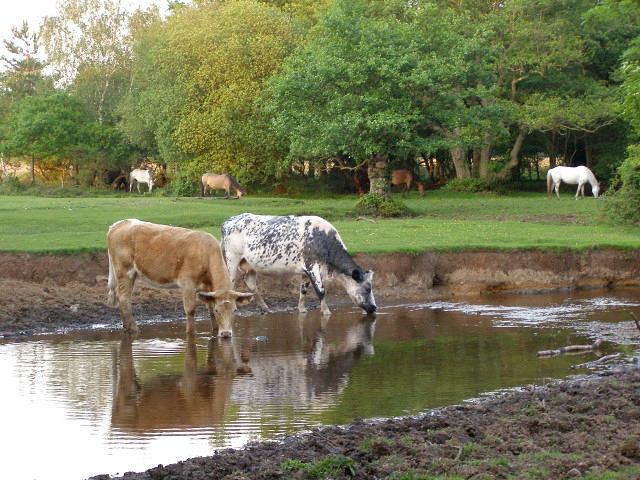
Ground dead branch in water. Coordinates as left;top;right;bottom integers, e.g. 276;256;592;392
631;312;640;332
570;353;622;370
356;216;377;224
537;339;603;357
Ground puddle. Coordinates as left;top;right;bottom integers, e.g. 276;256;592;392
1;287;638;480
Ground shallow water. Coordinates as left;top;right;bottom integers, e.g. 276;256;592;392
1;288;638;480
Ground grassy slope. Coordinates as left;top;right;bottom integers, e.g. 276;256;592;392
0;191;638;254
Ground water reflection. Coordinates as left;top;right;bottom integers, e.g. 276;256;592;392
111;314;376;436
1;289;638;480
112;333;244;432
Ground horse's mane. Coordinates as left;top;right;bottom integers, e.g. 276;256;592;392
228;175;244;194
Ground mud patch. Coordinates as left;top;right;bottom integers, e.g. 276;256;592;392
94;365;640;480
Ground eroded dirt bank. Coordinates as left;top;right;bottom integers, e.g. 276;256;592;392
1;248;640;337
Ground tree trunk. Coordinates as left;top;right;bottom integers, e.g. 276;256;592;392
30;154;35;185
509;125;528;180
545;130;557;169
496;124;528;180
451;146;470;179
367;154;390;198
450;126;470;179
471;149;480;178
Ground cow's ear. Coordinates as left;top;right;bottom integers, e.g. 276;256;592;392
234;292;254;305
352;269;362;282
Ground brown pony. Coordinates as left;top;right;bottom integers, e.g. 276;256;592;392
201;173;244;198
391;169;425;197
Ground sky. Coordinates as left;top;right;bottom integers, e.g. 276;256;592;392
0;0;167;61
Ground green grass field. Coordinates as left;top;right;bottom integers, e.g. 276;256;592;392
1;190;638;254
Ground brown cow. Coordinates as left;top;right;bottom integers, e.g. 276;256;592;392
107;219;253;336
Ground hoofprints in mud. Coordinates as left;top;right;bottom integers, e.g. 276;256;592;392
1;248;639;336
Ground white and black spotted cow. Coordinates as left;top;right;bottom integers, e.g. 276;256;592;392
221;213;377;316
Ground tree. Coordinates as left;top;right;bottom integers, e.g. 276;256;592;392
41;0;160;123
1;22;48;100
3;93;90;184
0;22;52;182
267;0;436;196
120;1;300;182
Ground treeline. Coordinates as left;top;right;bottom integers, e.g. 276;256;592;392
0;0;639;202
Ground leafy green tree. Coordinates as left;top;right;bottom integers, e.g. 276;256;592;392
598;1;640;223
120;0;299;183
3;93;91;184
0;22;52;182
268;0;425;195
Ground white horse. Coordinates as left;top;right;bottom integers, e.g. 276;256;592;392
547;165;599;200
129;168;155;194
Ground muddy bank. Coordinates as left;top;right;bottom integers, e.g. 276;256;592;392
1;248;639;337
93;365;640;480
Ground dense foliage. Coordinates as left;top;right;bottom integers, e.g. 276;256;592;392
0;0;639;217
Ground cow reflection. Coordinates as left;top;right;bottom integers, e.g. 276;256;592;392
233;316;376;407
112;316;377;431
112;334;246;432
305;315;376;397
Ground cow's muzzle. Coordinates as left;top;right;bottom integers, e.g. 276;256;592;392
361;304;377;315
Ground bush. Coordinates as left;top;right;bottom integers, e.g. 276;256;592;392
602;145;640;225
0;175;26;194
354;193;408;217
163;167;200;197
441;177;504;193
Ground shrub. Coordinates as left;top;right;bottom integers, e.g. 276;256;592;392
441;177;503;193
602;145;640;225
163;167;200;197
0;175;26;194
354;193;408;217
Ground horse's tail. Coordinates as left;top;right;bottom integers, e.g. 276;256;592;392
201;177;205;197
546;169;553;199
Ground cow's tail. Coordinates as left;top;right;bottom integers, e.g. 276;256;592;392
107;250;118;307
546;169;553;199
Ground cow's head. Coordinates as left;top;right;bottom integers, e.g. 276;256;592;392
197;290;253;338
342;268;376;315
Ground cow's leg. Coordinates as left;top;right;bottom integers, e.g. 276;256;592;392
298;280;310;313
116;270;138;332
304;267;329;316
206;302;219;335
182;287;197;334
244;270;269;311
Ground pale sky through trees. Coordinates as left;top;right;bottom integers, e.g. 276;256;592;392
0;0;166;61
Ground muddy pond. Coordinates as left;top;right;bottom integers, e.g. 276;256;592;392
1;288;639;480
